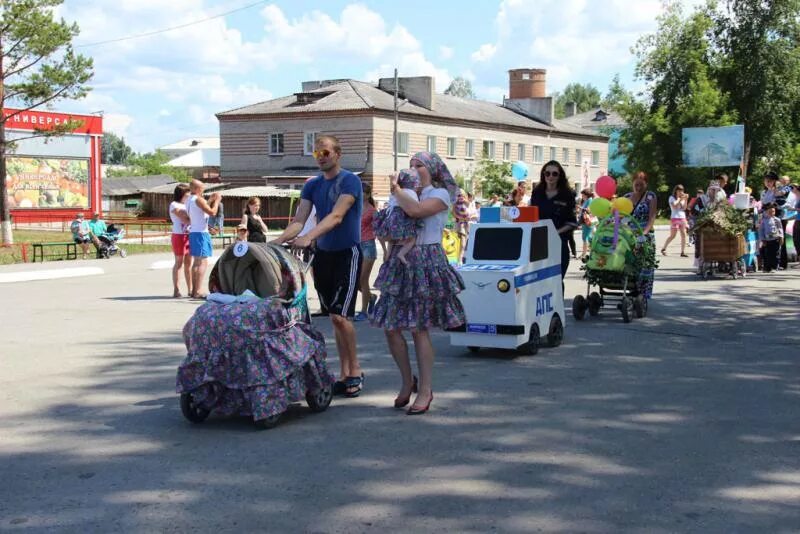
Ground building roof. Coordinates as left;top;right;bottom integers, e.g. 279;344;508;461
102;175;175;196
160;137;220;151
217;80;604;139
139;182;227;195
561;107;627;129
167;149;220;168
218;186;300;199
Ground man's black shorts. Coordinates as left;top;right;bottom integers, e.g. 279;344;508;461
311;245;362;318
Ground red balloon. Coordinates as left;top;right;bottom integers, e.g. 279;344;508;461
595;175;617;200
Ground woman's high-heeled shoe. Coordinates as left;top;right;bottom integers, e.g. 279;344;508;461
407;392;433;415
393;376;418;408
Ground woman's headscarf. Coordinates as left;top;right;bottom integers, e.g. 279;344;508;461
411;151;458;202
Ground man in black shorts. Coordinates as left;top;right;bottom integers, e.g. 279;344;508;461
272;135;364;397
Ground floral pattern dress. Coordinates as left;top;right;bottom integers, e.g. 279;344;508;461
625;190;657;299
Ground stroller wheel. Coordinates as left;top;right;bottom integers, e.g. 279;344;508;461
572;295;587;320
467;346;481;353
119;248;128;258
620;297;632;323
587;292;602;316
633;295;647;318
306;384;333;413
180;392;210;423
255;413;283;430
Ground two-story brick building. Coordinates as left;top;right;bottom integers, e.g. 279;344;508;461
216;69;608;198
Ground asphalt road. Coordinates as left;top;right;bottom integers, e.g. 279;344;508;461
1;233;799;533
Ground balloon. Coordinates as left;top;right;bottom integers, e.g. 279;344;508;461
595;175;617;200
511;161;528;181
612;197;633;215
589;197;612;218
728;194;736;206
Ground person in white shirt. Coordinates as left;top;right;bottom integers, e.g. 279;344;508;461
169;183;192;297
662;184;689;257
186;179;221;298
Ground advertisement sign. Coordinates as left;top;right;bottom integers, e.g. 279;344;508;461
2;108;103;134
682;125;744;167
5;157;90;209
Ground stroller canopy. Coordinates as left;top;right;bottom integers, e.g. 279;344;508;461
209;243;305;301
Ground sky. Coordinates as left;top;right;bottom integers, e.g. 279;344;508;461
48;0;702;153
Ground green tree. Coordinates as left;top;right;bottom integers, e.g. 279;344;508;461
444;76;476;99
108;150;190;182
473;158;513;199
553;83;601;118
711;0;800;173
0;0;94;245
618;2;737;201
101;131;133;165
601;74;632;109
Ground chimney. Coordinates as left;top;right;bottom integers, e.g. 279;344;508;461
503;68;554;125
378;76;435;110
565;101;578;117
508;68;547;99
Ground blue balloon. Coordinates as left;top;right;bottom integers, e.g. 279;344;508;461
511;161;528;181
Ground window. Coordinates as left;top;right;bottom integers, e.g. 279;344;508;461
482;140;495;159
575;149;582;165
473;227;522;261
427;135;437;153
303;132;317;155
503;142;511;161
447;137;457;157
465;139;475;159
517;144;526;161
591;150;600;166
530;226;548;262
269;133;284;155
550;147;558;161
562;148;569;164
395;132;409;155
533;145;544;163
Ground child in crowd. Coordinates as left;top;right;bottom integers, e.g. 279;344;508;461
453;189;470;258
758;202;784;273
235;223;248;242
373;168;420;266
578;188;596;259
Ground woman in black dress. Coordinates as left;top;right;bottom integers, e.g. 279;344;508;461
528;160;579;280
241;196;268;243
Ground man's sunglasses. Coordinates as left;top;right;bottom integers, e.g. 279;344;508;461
313;149;334;159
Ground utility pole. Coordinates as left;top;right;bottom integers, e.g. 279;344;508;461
393;68;398;172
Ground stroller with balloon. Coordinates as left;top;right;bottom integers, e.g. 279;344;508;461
176;242;334;429
573;214;654;323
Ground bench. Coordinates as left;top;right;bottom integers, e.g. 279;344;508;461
211;234;233;248
32;242;78;262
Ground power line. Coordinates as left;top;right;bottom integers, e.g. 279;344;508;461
75;0;269;48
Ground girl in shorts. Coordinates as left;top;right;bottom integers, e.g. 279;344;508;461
169;183;192;297
662;184;689;257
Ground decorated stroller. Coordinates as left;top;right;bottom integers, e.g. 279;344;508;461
573;214;654;323
176;242;334;429
97;224;127;259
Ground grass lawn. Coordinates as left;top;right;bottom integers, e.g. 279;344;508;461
1;229;174;265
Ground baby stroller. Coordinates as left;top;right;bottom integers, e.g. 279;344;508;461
97;224;127;259
573;215;651;323
176;242;334;429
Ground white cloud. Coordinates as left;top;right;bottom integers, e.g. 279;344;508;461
102;113;134;138
439;46;454;60
471;43;497;63
475;85;507;102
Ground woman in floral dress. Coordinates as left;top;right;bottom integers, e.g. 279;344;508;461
370;151;466;415
624;171;658;299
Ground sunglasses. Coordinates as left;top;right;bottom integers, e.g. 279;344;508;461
313;149;333;159
544;171;560;177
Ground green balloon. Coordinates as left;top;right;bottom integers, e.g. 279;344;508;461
589;197;612;218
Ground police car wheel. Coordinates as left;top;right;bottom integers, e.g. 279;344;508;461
547;315;563;347
572;295;587;320
467;346;481;353
587;292;602;316
522;324;540;355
